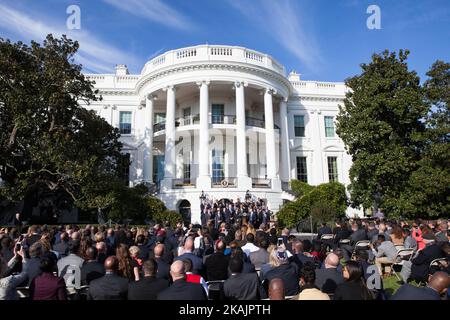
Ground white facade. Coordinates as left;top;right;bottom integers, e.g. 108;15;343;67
82;45;361;223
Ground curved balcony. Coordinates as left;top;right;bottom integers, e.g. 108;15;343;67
153;115;280;134
141;45;286;77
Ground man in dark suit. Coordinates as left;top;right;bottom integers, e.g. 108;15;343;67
317;222;332;240
391;271;450;300
136;235;149;261
128;259;169;300
314;253;344;294
224;257;266;300
81;246;105;285
204;240;229;281
174;237;203;275
410;235;446;283
291;240;315;271
261;249;299;296
153;243;170;280
87;256;128;300
341;223;367;261
157;260;207;300
53;232;69;257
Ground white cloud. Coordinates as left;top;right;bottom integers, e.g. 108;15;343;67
0;3;140;73
229;0;323;73
102;0;195;31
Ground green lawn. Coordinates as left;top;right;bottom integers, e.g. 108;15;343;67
383;275;422;297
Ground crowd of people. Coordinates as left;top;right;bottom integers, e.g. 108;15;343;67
0;211;449;301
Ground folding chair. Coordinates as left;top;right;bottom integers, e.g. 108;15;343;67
255;268;261;277
390;248;414;281
429;258;448;275
351;240;371;260
62;265;82;299
394;244;405;251
320;234;334;241
207;280;225;300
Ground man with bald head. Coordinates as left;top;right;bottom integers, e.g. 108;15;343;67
174;237;204;275
391;271;450;300
157;260;207;300
204;239;230;281
87;256;128;300
268;278;285;300
153;243;170;280
314;253;344;294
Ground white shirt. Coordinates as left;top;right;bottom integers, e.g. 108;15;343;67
241;242;259;257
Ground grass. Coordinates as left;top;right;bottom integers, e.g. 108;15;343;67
383;275;422;297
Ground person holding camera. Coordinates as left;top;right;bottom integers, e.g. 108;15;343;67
0;241;28;300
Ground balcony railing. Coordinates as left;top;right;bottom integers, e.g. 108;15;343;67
172;178;196;189
211;115;236;125
177;114;200;126
246;117;280;130
252;178;272;188
153;122;166;132
211;177;238;188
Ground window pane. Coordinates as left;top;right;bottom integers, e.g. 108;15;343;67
119;111;132;134
325;116;335;137
212;149;225;182
212;104;224;124
327;157;338;182
296;157;308;183
294;116;305;137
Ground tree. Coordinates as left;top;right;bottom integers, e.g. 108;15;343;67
336;50;428;217
0;34;128;219
399;61;450;218
276;181;347;228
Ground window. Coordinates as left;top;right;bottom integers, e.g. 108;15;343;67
119;111;132;134
296;157;308;183
294;115;305;137
153;155;165;186
183;107;191;125
183;164;191;182
212;104;224;124
328;157;338;182
154;113;166;124
212;149;225;183
325;116;335;138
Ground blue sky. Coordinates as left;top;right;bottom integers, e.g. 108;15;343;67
0;0;449;82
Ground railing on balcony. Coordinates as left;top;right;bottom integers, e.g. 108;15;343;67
153;122;166;132
211;177;238;188
172;178;196;189
252;178;272;188
177;114;200;126
246;117;280;130
211;115;236;125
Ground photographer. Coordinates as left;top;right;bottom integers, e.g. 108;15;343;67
0;241;28;300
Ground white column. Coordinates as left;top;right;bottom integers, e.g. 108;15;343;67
279;98;291;183
235;81;252;189
264;88;278;180
196;80;211;189
163;86;176;184
143;94;155;183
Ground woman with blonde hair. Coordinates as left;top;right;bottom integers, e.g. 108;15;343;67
260;247;281;279
246;224;256;237
129;246;142;281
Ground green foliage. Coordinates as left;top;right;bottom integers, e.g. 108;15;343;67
144;195;166;218
336;50;428;217
152;210;182;228
277;181;348;228
290;180;315;197
0;34;128;214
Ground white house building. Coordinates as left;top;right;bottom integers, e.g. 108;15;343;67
82;45;361;223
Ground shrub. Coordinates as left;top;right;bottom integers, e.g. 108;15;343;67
152;210;182;228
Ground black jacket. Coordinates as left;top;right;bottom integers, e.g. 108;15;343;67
315;267;344;294
81;260;105;285
390;284;441;300
224;273;266;300
204;252;230;281
157;279;207;300
87;273;129;300
411;243;445;282
333;280;373;300
262;263;300;296
128;276;169;300
155;257;170;280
